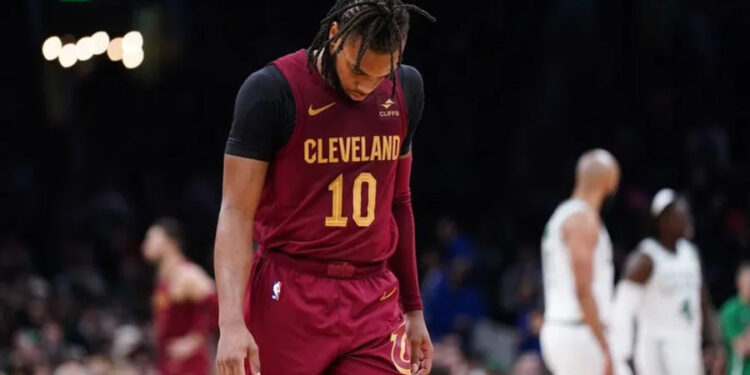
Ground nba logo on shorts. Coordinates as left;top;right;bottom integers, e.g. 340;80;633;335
271;280;282;301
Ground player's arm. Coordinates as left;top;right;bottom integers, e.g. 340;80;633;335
167;266;218;360
611;251;653;375
173;264;215;302
702;283;726;374
389;64;424;314
215;156;267;375
215;157;267;325
390;153;421;313
215;66;290;375
391;152;432;375
563;212;612;361
389;65;431;375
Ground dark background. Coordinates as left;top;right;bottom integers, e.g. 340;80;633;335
2;0;750;374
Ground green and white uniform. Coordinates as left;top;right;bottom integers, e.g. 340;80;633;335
634;237;703;375
720;296;750;375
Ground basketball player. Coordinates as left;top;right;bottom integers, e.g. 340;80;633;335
720;263;750;375
142;218;218;375
213;1;435;374
541;149;620;375
611;189;724;375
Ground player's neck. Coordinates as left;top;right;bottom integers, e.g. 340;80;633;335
315;50;330;86
572;189;603;213
657;236;678;252
158;251;184;279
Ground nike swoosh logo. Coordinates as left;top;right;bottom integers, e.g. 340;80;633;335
308;102;336;116
379;286;398;302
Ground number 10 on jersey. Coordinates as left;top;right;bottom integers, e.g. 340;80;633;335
326;173;376;227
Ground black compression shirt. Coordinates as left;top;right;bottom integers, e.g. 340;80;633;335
225;64;424;161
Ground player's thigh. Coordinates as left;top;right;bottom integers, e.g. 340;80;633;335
540;324;604;375
326;321;411;375
635;338;702;375
246;257;338;375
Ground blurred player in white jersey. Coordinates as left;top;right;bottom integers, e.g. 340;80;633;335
612;189;724;375
541;149;620;375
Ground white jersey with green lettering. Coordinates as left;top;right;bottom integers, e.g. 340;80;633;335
541;199;614;325
634;237;703;375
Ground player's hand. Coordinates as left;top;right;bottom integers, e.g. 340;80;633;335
405;310;433;375
216;322;260;375
167;334;203;361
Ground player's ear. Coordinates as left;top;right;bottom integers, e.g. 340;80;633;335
328;21;340;43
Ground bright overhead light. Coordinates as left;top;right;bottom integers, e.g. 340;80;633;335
42;36;62;61
122;31;143;52
107;37;123;61
122;48;144;69
59;43;77;68
91;31;109;55
75;36;94;61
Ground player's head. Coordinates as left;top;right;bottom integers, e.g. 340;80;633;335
307;0;435;101
142;217;184;263
574;149;620;198
737;262;750;302
651;189;694;241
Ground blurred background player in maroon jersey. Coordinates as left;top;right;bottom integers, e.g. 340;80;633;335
142;218;218;375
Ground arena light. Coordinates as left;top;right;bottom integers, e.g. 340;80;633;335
107;37;123;61
122;48;144;69
45;31;144;69
91;31;109;55
75;36;94;61
122;31;143;52
59;43;77;68
42;36;62;61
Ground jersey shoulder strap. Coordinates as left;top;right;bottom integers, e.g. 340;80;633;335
558;199;591;219
637;237;662;262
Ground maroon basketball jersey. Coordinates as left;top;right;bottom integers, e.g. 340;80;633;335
254;50;408;264
153;274;217;375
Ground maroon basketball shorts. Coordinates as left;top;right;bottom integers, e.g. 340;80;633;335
243;251;411;375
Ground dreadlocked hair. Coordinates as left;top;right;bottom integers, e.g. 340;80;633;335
306;0;435;97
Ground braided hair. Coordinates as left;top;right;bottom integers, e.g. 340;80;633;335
306;0;435;96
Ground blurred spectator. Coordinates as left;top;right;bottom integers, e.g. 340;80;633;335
432;335;474;375
720;263;750;375
424;254;487;341
515;309;543;356
510;352;544;375
499;244;542;319
437;216;478;264
425;217;487;341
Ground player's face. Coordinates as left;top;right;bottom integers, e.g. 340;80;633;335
329;24;400;101
738;269;750;300
142;226;169;262
669;200;694;239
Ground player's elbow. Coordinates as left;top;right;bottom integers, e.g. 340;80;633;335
392;192;411;208
218;200;255;222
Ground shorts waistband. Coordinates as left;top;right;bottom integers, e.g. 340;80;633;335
545;318;609;330
261;249;387;279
